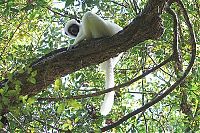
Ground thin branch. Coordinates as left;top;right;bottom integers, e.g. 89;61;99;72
8;112;26;131
78;88;100;92
126;91;155;95
141;44;147;106
46;7;67;17
46;6;80;21
111;1;128;8
142;113;148;133
147;53;173;77
166;4;183;73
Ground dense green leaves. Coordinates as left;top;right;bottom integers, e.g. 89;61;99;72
0;0;199;132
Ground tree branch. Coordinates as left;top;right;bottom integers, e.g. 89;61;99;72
2;0;165;97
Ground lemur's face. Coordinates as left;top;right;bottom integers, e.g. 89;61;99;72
64;19;80;38
66;23;79;37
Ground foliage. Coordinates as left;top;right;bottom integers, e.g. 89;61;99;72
0;0;199;132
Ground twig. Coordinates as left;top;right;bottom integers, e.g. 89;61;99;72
142;113;148;133
126;91;155;95
8;112;26;131
147;53;173;77
111;1;128;8
46;7;67;17
46;6;80;20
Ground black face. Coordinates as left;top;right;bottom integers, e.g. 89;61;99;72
66;24;79;37
76;19;80;23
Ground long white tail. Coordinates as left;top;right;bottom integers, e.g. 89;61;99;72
100;59;115;116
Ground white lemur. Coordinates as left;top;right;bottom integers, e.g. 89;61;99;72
64;11;122;116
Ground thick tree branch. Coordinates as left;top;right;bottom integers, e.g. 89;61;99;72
4;0;165;97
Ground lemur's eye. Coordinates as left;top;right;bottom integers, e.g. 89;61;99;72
76;19;80;23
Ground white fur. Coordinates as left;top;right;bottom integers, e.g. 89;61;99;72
65;11;122;116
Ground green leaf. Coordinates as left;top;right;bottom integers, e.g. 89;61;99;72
54;78;62;91
27;97;36;105
62;119;73;130
57;103;65;114
18;68;25;74
7;72;13;81
2;84;9;93
27;67;33;74
31;70;37;77
66;99;82;109
0;122;3;129
19;95;28;104
9;106;20;116
0;89;4;94
14;81;21;92
27;77;36;84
